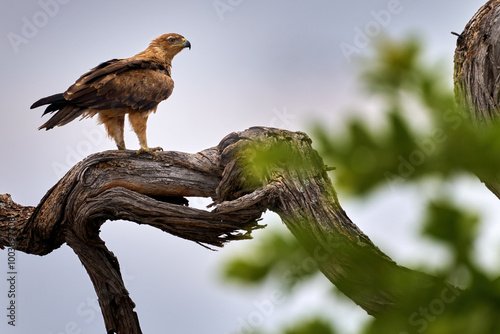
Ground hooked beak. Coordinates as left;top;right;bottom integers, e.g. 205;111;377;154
183;39;191;50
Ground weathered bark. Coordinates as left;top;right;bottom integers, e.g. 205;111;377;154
1;145;266;333
1;127;442;333
454;0;500;123
454;0;500;198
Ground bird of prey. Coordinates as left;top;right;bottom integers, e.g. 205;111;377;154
31;33;191;156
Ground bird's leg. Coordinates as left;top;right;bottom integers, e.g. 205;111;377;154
99;114;126;150
128;111;163;157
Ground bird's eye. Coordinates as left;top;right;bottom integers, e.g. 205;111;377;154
167;37;175;44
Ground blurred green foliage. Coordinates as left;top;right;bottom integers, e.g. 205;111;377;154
244;317;337;334
281;318;337;334
315;37;500;195
422;199;479;267
222;36;500;333
222;231;315;291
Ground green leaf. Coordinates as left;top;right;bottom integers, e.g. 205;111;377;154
422;199;479;266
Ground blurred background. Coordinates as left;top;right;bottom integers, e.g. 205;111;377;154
1;0;498;333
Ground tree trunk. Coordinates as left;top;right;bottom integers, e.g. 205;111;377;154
454;0;500;197
1;127;445;333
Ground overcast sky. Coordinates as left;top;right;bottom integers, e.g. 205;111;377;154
0;1;495;333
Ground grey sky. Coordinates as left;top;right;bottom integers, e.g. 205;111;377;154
0;0;493;333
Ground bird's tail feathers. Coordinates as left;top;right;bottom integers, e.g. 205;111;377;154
38;105;86;130
32;93;86;130
31;93;65;113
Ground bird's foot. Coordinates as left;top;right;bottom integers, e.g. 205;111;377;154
135;146;163;158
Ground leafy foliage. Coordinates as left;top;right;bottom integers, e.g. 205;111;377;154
422;199;479;267
316;37;500;196
222;230;314;291
222;36;500;333
282;318;336;334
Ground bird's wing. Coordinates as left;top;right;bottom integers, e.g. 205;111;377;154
64;59;174;112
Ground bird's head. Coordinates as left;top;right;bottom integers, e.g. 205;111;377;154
148;33;191;62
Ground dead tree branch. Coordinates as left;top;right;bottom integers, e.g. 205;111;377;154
1;127;442;333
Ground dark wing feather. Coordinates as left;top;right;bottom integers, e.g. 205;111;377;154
64;59;174;112
32;59;174;129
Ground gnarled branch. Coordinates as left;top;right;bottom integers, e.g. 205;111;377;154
1;127;444;333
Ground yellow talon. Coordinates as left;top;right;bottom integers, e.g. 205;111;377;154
135;146;163;158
